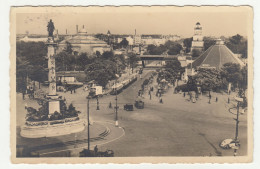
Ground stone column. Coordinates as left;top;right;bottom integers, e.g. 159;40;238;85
47;38;57;96
46;38;60;114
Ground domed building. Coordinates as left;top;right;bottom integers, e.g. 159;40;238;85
57;25;111;55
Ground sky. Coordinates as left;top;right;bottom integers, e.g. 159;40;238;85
15;7;250;38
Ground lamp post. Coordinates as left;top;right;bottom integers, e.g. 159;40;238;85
96;97;100;110
115;84;119;127
233;96;243;156
86;96;90;150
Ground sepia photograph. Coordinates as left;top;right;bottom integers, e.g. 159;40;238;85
10;6;253;163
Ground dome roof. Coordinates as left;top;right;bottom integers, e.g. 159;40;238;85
79;28;87;34
191;43;245;70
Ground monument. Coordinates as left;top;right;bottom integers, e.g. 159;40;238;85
46;20;60;115
20;20;85;138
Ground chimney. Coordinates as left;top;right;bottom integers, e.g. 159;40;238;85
56;29;59;39
76;25;78;34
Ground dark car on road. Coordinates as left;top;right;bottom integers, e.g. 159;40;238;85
135;99;144;109
124;104;134;111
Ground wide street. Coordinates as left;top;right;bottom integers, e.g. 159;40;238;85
17;68;247;157
76;69;247;157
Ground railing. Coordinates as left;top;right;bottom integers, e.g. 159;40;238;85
25;117;80;127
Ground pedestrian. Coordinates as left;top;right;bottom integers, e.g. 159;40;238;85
94;145;98;155
71;90;72;94
22;91;25;100
183;92;185;97
216;97;218;102
159;97;163;103
74;88;76;93
150;93;152;100
228;97;230;104
209;94;211;100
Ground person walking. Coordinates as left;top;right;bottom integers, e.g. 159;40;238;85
94;145;98;156
159;97;163;104
216;97;218;102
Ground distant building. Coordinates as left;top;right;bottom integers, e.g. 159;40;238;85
141;36;166;46
134;35;142;45
56;71;84;85
191;22;204;52
57;25;111;55
19;36;48;42
164;35;181;41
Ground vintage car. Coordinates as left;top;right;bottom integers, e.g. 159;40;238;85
79;149;114;157
219;139;240;149
124;104;134;111
135;99;144;109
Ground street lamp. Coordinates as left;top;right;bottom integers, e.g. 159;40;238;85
233;96;243;156
96;96;100;110
115;85;119;127
86;95;91;150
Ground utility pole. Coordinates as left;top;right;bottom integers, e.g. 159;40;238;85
115;82;118;127
87;98;90;150
234;101;240;156
115;64;119;127
235;101;240;141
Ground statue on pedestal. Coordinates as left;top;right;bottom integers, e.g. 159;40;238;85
47;19;55;37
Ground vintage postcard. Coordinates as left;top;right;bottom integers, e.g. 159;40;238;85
10;6;253;163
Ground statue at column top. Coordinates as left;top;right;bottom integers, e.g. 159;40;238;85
47;19;55;37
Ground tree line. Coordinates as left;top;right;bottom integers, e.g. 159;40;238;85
16;41;140;92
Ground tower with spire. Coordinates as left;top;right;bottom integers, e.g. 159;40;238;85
191;22;204;53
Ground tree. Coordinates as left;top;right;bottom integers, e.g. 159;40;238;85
102;51;114;60
194;68;223;93
16;41;48;92
183;37;193;53
65;41;73;54
120;38;129;48
203;37;216;51
127;52;139;73
226;34;247;58
147;44;167;55
191;49;201;58
76;53;89;70
220;63;242;87
158;58;184;83
230;34;243;45
165;41;183;55
84;59;117;87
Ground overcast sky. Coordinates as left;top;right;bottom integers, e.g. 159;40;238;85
15;7;250;37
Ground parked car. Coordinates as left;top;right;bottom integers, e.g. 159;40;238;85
79;149;114;157
219;139;240;149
